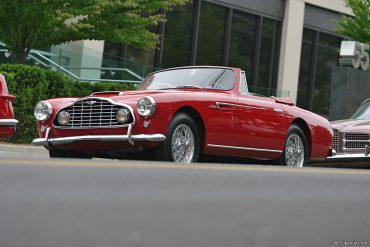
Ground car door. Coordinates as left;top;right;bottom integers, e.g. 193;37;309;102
202;69;238;154
236;73;286;159
205;93;238;147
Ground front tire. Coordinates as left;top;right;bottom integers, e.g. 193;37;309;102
156;113;200;163
281;125;308;167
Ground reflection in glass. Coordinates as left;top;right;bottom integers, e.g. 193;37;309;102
161;2;194;68
228;10;257;83
297;29;315;109
257;18;280;95
197;2;227;65
312;33;341;117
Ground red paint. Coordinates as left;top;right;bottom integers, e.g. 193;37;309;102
0;74;17;138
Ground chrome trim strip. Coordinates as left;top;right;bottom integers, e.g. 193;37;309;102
213;102;266;110
0;119;18;126
52;97;136;129
207;144;282;153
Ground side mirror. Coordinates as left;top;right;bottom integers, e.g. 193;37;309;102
339;41;369;71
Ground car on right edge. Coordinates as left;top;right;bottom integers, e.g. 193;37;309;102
331;99;370;158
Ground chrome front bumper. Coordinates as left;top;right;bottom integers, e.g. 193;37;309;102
0;119;18;126
32;126;166;147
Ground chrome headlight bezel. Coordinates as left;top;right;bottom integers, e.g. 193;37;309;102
137;96;156;117
116;108;130;123
34;101;52;121
57;110;70;125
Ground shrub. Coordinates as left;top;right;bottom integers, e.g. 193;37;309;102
0;64;136;143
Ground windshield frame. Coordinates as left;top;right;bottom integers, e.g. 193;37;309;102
138;66;236;91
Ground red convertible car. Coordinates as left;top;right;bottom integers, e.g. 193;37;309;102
331;98;370;158
0;74;18;138
32;66;333;166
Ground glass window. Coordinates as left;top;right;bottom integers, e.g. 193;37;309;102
196;2;227;65
256;18;280;96
312;33;341;117
125;45;156;75
297;29;315;109
228;10;258;83
102;43;156;80
161;2;194;68
239;71;248;94
351;100;370;120
139;68;235;90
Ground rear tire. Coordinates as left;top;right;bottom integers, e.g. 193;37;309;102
156;113;200;163
281;124;308;167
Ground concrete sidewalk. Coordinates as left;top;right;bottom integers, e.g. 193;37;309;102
0;143;49;159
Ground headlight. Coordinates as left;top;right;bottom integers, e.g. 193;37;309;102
34;101;52;121
137;96;156;117
116;108;130;123
57;111;70;125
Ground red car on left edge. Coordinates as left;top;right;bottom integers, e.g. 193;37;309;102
0;74;18;138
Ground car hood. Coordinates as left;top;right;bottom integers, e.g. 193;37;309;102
91;89;230;103
331;118;370;133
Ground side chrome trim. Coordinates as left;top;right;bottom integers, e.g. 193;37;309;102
209;102;266;111
207;144;282;153
0;119;18;126
32;126;165;147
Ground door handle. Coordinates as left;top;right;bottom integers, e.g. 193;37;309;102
209;102;236;110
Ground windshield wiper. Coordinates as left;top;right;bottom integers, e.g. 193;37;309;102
175;85;203;90
158;85;203;90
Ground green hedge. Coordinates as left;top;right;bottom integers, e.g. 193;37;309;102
0;64;136;143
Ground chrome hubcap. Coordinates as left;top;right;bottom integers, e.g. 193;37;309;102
285;133;304;167
171;124;195;163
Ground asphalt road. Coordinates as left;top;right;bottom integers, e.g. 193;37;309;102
0;143;49;159
0;159;370;247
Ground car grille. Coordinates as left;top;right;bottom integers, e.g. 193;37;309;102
332;129;339;152
54;98;134;128
344;133;370;150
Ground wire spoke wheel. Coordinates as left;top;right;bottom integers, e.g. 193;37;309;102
282;125;308;167
156;113;199;163
171;124;195;163
285;133;305;167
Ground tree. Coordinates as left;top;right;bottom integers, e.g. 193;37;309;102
336;0;370;45
0;0;188;64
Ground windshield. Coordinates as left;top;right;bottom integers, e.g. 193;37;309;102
138;68;235;90
351;100;370;119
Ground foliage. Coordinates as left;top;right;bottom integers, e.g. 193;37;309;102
0;64;135;143
0;0;188;63
336;0;370;45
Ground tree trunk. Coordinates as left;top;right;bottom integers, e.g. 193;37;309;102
15;48;28;64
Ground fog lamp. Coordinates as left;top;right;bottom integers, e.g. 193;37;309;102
57;111;70;125
116;108;130;123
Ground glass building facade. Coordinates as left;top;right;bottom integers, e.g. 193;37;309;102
103;0;282;96
100;0;345;117
297;29;342;118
